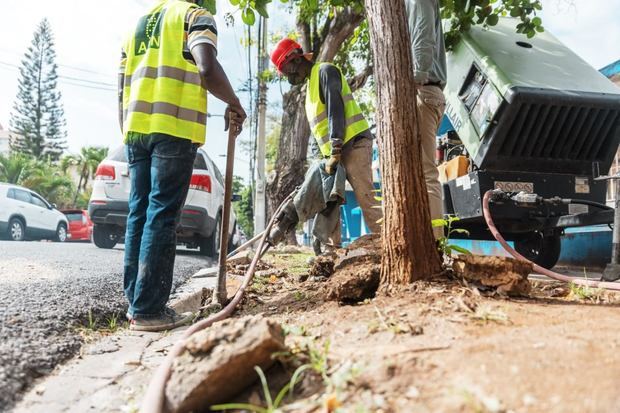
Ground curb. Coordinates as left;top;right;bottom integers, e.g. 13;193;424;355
169;270;217;314
12;264;220;413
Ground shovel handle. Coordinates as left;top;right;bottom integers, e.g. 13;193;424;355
213;113;238;304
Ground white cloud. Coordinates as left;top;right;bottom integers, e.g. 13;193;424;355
540;0;620;69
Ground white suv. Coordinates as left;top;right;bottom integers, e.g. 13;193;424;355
88;146;237;257
0;183;69;242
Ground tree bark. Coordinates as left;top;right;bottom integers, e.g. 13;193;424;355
364;0;442;286
266;84;310;226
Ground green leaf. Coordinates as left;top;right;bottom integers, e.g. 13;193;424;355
486;14;499;26
203;0;217;14
229;0;240;6
432;218;448;228
211;403;268;413
510;6;522;17
532;16;542;26
449;244;472;255
451;228;470;235
255;2;269;18
254;366;273;408
241;7;256;25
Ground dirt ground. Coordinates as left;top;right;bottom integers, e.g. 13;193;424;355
222;244;620;413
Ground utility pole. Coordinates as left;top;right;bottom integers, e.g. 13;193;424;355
254;14;268;235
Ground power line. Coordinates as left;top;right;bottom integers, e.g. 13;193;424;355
0;47;114;78
0;60;116;92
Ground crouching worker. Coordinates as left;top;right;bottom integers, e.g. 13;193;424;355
267;38;382;249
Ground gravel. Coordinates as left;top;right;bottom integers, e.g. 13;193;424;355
0;241;208;411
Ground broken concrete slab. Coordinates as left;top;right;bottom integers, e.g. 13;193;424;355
324;246;382;303
165;315;286;413
193;267;218;278
453;255;532;296
227;251;253;267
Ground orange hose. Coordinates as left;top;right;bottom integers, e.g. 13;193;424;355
482;190;620;291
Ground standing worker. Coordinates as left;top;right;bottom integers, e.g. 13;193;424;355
405;0;447;239
270;39;382;247
118;0;246;332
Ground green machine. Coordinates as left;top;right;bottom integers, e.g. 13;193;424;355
440;18;620;268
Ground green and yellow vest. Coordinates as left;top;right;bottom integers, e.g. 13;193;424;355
123;0;207;144
305;63;369;157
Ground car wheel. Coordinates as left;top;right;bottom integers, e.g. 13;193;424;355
93;224;119;249
514;232;562;270
200;215;221;258
54;223;68;242
8;218;25;241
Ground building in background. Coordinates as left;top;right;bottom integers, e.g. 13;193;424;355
0;123;11;154
601;60;620;204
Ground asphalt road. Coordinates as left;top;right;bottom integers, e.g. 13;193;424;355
0;241;209;411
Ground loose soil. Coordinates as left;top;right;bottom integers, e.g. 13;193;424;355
224;245;620;413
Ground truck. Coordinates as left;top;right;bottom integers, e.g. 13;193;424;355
438;17;620;269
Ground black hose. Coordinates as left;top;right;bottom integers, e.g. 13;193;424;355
565;198;613;211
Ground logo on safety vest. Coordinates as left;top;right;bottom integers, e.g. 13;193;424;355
135;11;165;56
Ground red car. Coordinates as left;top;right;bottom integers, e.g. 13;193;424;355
61;209;94;242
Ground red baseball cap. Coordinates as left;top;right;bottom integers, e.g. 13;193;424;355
270;38;312;73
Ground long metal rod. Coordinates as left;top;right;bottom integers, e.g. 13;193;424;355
213;116;237;305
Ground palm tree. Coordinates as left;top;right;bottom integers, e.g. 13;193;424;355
0;153;32;184
21;159;73;207
61;146;108;206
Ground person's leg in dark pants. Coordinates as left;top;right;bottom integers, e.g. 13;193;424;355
124;139;151;317
131;135;197;319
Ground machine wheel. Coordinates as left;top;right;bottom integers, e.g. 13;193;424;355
54;223;68;242
200;215;221;258
514;232;561;270
8;218;25;241
93;225;119;249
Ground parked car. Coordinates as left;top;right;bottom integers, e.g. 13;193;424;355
61;209;93;242
88;146;238;256
0;182;69;242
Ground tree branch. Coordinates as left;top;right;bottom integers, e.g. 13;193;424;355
317;6;365;62
348;65;374;92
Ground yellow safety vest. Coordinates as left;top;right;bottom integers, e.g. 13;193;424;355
305;63;369;157
123;0;207;144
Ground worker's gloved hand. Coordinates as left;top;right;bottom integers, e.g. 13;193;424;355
325;154;341;175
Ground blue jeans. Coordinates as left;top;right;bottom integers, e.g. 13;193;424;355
124;133;198;318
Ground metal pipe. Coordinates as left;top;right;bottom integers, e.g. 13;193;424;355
482;190;620;291
227;230;266;259
139;191;296;413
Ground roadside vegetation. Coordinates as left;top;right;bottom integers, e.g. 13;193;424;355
0;148;108;209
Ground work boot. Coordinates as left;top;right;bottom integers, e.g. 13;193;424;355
129;307;194;332
268;200;299;246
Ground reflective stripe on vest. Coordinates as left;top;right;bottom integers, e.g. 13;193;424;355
305;63;370;157
123;0;208;144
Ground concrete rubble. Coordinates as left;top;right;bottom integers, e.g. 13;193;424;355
453;255;533;296
165;315;286;413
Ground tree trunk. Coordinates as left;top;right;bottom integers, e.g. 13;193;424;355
266;84;309;225
364;0;442;286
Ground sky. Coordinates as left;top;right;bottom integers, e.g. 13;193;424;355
0;0;619;181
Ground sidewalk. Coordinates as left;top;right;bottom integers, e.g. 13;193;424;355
13;272;218;413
